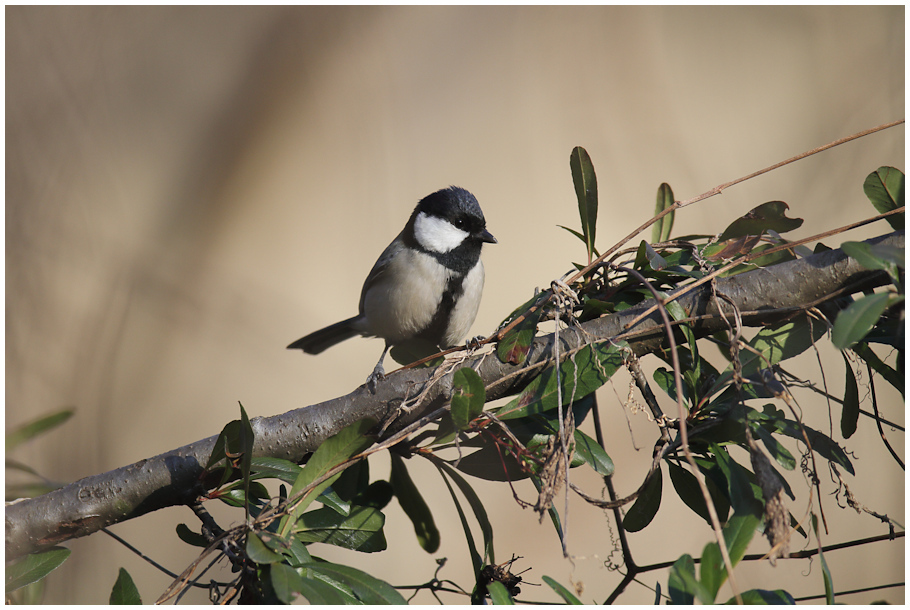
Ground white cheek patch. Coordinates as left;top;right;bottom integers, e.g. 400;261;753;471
414;212;469;253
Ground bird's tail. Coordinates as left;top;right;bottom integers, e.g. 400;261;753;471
287;317;362;354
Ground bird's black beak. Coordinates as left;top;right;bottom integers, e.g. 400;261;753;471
480;229;497;244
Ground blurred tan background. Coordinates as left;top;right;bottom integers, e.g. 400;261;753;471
6;6;904;604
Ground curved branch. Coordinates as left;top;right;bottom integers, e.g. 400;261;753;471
5;231;902;560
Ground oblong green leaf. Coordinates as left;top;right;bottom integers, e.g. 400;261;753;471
741;317;827;376
841;241;904;278
668;554;698;605
570;146;598;261
710;444;762;517
863;166;904;230
751;425;796;471
294;506;386;552
6;409;74;451
452;367;486;430
390;453;440;553
573;429;614;476
775;418;854;475
652;183;675;243
497;293;546;365
668;461;712;524
270;563;306;604
718;201;803;241
699;542;722;604
542;575;583;604
623;467;662;532
722;512;760;568
832;292;895;349
250;457;303;484
852;342;903;396
109;567;141;605
725;588;796;604
5;547;71;593
175;523;209;548
279;418;376;537
487;580;515;604
246;532;283;564
299;562;407;604
498;342;625;420
840;354;860;439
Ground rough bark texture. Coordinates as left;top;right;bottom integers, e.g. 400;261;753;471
5;231;902;560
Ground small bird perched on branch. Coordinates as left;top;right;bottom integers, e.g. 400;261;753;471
288;186;496;390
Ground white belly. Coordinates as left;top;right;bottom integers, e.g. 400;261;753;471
358;250;485;346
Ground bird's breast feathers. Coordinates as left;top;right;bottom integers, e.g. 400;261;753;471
360;249;484;345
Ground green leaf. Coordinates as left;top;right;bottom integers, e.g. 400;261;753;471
711;444;762;517
718;201;803;241
175;523;209;548
722;512;760;567
741;316;827;376
499;342;625;420
451;367;486;430
6;409;74;451
652;182;675;243
317;487;351;516
668;461;713;524
6;547;71;593
832;292;896;349
390;453;440;553
214;481;271;508
269;563;306;604
840;353;860;439
639;240;668;270
573;429;614;476
668;554;699;605
775;418;854;475
238;403;254;503
250;457;303;485
496;293;546;365
558;224;588;245
431;455;493;572
569;146;599;261
109;567;141;605
246;532;284;564
487;580;515;604
724;589;796;604
278;418;375;537
623;467;662;532
852;342;903;396
751;424;796;471
812;514;835;604
282;534;313;568
699;542;722;604
542;575;583;604
841;240;904;281
299;562;407;604
295;506;387;552
863;166;904;230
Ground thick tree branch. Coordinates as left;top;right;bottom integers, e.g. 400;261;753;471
5;231;902;560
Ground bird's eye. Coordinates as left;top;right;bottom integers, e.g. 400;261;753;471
454;218;468;230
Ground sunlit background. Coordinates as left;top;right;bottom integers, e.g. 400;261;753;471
6;6;904;604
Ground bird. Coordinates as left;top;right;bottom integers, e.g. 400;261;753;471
288;186;496;390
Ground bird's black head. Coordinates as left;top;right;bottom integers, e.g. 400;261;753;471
413;186;497;246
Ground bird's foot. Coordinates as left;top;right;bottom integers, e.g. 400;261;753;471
366;362;386;394
465;335;487;353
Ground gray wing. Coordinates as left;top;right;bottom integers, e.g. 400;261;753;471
358;233;406;314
